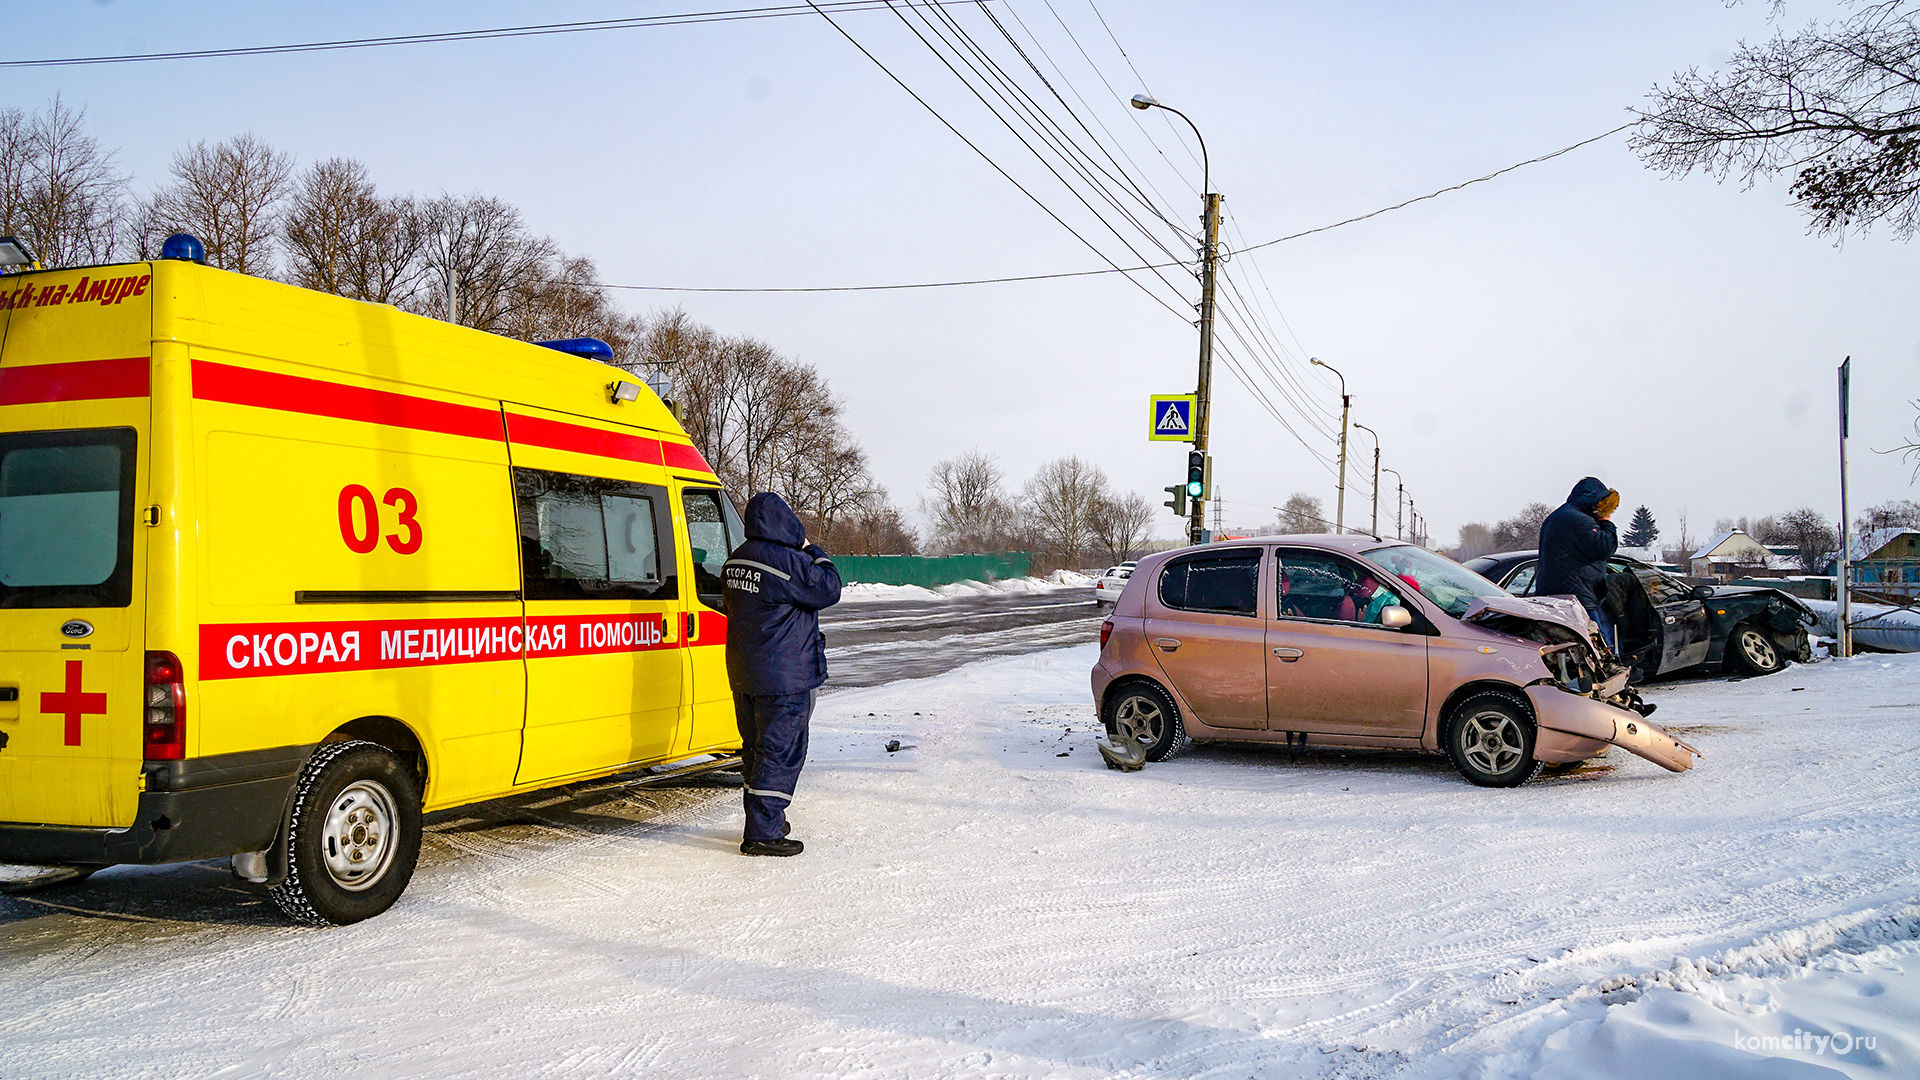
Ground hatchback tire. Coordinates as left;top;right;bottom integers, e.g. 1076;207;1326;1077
1102;681;1191;762
270;741;423;926
1444;692;1542;788
1726;622;1788;676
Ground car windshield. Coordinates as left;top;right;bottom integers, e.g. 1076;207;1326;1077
1362;544;1509;618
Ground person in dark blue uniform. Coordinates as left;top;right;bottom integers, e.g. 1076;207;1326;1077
1537;476;1621;651
722;492;842;856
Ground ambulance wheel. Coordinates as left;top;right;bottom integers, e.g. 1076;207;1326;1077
270;741;422;926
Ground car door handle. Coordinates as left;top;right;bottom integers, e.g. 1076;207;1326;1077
1154;637;1182;651
1665;616;1676;624
1272;646;1304;661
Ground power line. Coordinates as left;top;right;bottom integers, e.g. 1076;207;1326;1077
0;2;977;67
801;0;1193;323
1235;123;1635;256
573;124;1631;293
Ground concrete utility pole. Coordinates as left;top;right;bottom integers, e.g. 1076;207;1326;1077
1312;357;1350;533
1355;423;1380;537
1383;467;1404;541
1133;93;1219;548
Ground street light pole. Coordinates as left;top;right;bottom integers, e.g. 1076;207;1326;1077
1134;93;1218;547
1354;422;1380;537
1311;357;1350;533
1382;467;1404;541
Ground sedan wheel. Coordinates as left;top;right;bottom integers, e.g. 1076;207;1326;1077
1102;682;1190;762
1445;692;1542;788
1728;623;1788;676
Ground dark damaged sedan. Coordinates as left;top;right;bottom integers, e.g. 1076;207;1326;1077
1463;550;1815;680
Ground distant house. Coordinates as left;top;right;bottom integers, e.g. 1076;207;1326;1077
1690;529;1795;580
1842;528;1920;592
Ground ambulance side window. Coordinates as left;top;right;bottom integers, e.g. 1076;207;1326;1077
513;468;676;602
682;488;740;610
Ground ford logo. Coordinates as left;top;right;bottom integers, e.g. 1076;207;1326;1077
60;620;93;639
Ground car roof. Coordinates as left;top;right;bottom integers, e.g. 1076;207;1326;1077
1133;534;1412;571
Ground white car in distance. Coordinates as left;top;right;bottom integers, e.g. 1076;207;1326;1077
1093;563;1136;606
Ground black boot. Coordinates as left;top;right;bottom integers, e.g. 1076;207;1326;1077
740;837;803;857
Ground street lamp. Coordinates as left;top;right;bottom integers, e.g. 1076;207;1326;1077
1353;422;1380;537
1310;357;1351;533
1132;92;1220;547
1382;467;1405;541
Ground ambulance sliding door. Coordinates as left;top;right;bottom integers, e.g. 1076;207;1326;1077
505;405;684;784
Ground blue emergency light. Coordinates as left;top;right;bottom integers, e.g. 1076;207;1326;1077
160;233;206;264
534;337;614;362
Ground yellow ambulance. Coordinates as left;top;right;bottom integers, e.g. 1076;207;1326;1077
0;239;747;924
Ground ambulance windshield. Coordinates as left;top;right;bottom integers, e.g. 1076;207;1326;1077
0;428;135;608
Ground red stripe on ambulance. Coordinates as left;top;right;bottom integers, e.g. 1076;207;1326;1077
192;361;505;442
0;356;150;405
199;613;677;680
505;411;663;464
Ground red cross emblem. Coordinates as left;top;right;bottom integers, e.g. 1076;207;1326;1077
41;660;107;747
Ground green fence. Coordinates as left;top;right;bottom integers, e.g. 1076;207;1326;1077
831;552;1033;587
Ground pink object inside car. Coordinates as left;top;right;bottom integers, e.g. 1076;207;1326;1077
1091;536;1696;787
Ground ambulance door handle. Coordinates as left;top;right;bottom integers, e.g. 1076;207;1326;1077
0;687;16;701
684;612;697;642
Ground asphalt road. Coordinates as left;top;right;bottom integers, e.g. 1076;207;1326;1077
820;587;1106;689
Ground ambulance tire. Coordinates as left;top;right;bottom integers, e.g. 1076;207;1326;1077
270;741;423;926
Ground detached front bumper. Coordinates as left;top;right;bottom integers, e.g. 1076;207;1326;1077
1524;684;1697;773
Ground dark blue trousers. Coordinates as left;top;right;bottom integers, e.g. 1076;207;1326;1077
735;691;814;841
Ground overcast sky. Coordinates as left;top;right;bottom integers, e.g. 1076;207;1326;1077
13;1;1917;548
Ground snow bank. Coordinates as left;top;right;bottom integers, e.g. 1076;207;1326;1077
5;648;1919;1078
839;570;1091;602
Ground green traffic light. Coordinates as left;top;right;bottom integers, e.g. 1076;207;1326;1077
1186;481;1204;497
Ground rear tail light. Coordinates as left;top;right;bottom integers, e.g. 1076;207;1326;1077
144;651;185;760
1100;619;1114;648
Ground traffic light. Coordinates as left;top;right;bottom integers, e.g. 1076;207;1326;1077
1186;450;1209;499
1162;484;1187;517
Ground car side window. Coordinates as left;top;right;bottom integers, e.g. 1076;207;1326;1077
1639;569;1690;605
1505;564;1536;596
1158;550;1260;615
1277;552;1405;626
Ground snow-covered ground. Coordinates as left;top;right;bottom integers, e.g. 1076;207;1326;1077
839;569;1091;602
2;649;1917;1078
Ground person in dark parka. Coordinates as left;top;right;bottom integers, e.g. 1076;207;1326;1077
722;492;842;856
1536;476;1621;650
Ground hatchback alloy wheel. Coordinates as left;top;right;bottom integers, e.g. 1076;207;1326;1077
1444;691;1541;787
1102;681;1191;762
1730;624;1786;675
1460;711;1525;776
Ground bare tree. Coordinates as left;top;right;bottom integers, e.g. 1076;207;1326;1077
922;450;1017;553
280;158;436;309
418;193;557;331
1856;498;1920;533
1022;457;1109;567
823;487;918;555
1274;492;1328;533
1088;491;1156;565
0;96;126;269
1451;522;1498;560
141;133;295;274
1881;399;1920;479
1632;1;1920;238
1490;502;1555;551
1779;506;1841;572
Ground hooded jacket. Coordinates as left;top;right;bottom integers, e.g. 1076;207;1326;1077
1535;476;1618;613
722;493;843;695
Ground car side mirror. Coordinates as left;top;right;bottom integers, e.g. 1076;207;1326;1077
1379;605;1413;629
1691;584;1715;600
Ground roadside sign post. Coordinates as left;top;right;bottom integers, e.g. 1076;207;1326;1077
1837;357;1852;659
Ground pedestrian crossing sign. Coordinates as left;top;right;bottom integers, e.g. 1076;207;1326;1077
1148;394;1196;442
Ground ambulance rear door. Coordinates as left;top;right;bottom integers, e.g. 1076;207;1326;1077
0;269;154;829
504;404;685;784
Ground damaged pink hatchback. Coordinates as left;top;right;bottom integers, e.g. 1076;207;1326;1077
1090;536;1697;786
